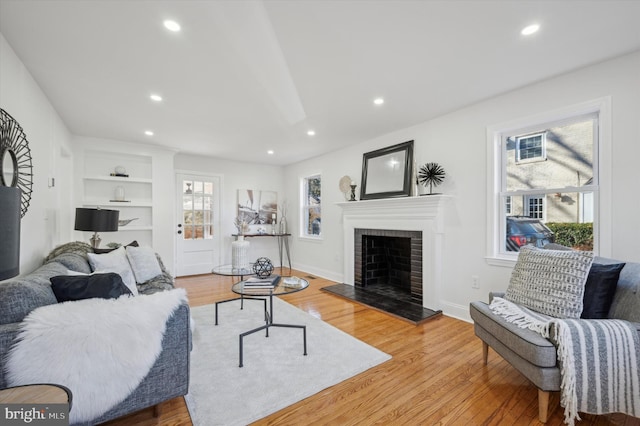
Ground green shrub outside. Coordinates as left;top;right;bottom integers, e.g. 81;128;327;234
546;222;593;250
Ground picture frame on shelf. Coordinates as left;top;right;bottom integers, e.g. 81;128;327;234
360;140;414;200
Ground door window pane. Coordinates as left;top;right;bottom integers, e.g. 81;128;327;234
182;179;214;240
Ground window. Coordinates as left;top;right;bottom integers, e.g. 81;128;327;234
487;97;610;261
525;195;545;219
516;133;545;162
301;174;321;238
182;180;214;240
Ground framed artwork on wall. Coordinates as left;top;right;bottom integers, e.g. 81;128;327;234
237;189;277;231
360;140;414;200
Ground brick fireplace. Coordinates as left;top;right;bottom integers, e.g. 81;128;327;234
338;196;449;311
354;228;423;305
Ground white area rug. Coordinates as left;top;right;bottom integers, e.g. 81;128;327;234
185;297;391;425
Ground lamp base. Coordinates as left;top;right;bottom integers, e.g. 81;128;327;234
90;232;102;249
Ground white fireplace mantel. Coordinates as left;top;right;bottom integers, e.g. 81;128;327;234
337;195;451;311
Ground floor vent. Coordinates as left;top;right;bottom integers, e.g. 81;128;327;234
304;275;317;280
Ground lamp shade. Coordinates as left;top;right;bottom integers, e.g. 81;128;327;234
74;208;119;232
0;186;21;280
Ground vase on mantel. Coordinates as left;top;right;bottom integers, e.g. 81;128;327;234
231;235;250;270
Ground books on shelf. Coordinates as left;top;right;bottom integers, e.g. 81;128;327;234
243;275;281;288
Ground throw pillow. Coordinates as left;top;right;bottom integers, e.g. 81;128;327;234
50;273;132;302
87;247;138;295
581;262;625;319
505;245;594;319
126;246;163;284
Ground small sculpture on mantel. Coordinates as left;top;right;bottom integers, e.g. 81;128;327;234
418;162;446;195
349;181;357;201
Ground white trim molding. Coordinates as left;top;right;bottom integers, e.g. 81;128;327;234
486;96;612;264
337;195;451;311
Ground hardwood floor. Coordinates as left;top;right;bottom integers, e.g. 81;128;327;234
105;269;640;426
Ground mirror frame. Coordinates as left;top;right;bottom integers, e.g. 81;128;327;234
360;140;414;200
1;108;33;218
1;148;18;187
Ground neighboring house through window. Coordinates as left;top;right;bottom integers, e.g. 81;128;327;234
301;174;321;238
486;97;610;261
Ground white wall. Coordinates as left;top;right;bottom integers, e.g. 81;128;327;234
284;50;640;321
0;33;74;275
174;154;285;269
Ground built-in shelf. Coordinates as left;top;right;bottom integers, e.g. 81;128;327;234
83;200;153;208
118;226;153;232
83;175;153;184
80;149;154;247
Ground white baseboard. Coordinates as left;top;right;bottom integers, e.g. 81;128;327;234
291;262;343;284
440;301;472;323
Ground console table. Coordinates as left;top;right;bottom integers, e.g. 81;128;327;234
233;233;292;272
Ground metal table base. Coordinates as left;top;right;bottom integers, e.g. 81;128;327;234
215;293;307;367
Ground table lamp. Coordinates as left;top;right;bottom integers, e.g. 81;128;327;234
74;207;119;248
0;186;21;280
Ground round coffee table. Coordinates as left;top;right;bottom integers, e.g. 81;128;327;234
217;277;309;367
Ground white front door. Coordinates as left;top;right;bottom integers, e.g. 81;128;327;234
175;173;221;276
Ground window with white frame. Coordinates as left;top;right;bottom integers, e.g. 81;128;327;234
488;102;605;258
525;195;545;219
516;133;546;162
301;174;321;237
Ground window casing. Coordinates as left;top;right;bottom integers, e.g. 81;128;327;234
301;174;321;238
486;97;611;264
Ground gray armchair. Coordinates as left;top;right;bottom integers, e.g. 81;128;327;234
469;256;640;423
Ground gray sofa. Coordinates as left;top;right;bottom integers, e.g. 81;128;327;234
0;243;191;425
470;255;640;423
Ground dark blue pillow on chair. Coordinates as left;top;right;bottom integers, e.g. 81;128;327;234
581;263;625;319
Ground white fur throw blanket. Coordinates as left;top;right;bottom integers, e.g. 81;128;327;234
490;297;640;425
6;288;188;424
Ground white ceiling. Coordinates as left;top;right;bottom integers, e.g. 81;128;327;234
1;1;639;166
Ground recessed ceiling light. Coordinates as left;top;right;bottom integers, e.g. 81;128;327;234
163;20;181;32
307;130;316;136
150;94;162;102
144;130;154;136
521;24;540;36
373;98;384;105
267;150;274;155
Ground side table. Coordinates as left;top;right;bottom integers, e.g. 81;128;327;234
0;384;72;423
232;233;292;272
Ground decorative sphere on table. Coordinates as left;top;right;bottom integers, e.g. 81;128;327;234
252;257;274;278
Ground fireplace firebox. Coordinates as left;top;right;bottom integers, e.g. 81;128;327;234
354;228;422;305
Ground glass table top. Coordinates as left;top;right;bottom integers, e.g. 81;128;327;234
212;265;253;276
232;276;309;297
